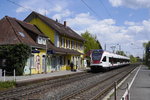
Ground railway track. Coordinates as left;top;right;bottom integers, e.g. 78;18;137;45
0;64;138;100
0;72;96;100
61;64;138;100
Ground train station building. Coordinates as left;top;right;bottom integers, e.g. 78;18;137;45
0;12;85;75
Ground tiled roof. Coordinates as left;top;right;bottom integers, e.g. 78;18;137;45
0;16;37;46
24;11;85;42
47;41;83;55
0;16;82;55
17;19;46;37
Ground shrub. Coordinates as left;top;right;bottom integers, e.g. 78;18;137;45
0;44;31;75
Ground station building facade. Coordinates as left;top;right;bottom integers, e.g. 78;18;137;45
0;12;85;75
0;16;50;75
24;12;85;72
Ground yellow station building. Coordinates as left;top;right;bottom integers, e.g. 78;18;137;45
24;12;85;74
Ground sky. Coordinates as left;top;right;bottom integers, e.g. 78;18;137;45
0;0;150;58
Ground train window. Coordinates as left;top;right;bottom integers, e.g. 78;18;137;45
102;56;106;62
92;51;102;60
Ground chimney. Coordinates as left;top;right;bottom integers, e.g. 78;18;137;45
64;21;67;27
56;19;58;22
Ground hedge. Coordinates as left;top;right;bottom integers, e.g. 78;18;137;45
0;44;31;75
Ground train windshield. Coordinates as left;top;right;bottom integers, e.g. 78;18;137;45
92;50;103;60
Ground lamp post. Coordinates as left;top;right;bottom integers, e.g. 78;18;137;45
110;45;116;53
117;44;121;51
45;38;50;74
105;43;119;53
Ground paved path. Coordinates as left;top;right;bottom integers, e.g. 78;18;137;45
0;70;84;82
130;66;150;100
105;65;150;100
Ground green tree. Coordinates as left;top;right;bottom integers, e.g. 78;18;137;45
129;55;138;63
0;44;31;75
81;31;102;53
145;41;150;67
116;51;126;56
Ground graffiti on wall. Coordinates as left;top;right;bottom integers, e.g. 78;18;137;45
36;55;41;72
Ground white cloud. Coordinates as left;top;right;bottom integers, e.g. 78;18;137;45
109;0;150;9
66;12;150;57
124;21;136;26
52;9;72;20
15;0;68;16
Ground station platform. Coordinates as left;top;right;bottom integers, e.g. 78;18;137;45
130;65;150;100
107;65;150;100
0;69;85;85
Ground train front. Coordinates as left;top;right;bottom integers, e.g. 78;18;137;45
90;49;104;71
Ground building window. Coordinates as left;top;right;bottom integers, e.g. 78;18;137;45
79;43;83;51
71;41;74;49
77;43;80;50
37;36;46;45
30;55;34;68
59;37;62;47
66;39;69;48
43;38;46;45
68;40;70;48
74;42;76;49
62;37;64;47
38;37;42;44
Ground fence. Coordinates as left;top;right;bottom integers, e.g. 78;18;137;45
0;69;16;82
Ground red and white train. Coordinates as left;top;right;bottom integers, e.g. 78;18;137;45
90;49;130;71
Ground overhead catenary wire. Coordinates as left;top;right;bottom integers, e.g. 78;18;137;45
98;0;113;18
6;0;34;12
80;0;103;19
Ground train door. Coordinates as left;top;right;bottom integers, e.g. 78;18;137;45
108;57;112;67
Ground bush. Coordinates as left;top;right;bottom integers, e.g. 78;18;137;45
0;44;31;75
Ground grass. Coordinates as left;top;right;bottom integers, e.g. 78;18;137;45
0;81;16;91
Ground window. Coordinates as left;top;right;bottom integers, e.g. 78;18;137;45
43;38;46;45
74;42;76;49
66;39;68;48
30;55;34;68
71;41;74;49
92;51;103;60
38;37;42;44
102;56;106;62
62;37;64;47
68;40;70;48
37;36;46;45
79;43;83;50
59;37;62;47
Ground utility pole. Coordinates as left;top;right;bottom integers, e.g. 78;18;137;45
104;44;106;50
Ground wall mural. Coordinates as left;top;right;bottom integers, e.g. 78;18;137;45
36;55;41;72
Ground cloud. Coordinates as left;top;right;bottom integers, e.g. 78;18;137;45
15;0;68;15
66;12;149;57
52;9;72;20
109;0;150;9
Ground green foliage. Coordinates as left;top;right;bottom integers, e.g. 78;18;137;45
81;31;102;53
0;81;16;90
116;51;126;56
0;44;31;75
130;55;138;63
144;41;150;67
